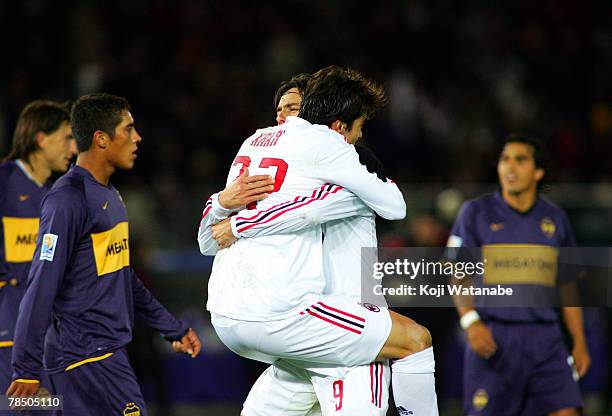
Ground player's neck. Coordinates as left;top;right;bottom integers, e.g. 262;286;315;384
76;153;114;186
501;187;537;213
20;155;50;187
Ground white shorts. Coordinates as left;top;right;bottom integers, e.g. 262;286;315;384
211;295;392;370
242;360;391;416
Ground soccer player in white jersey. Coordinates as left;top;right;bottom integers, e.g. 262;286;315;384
203;74;393;415
198;66;438;415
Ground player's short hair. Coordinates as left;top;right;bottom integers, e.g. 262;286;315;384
71;93;130;152
299;66;386;129
503;133;548;170
5;100;70;162
273;73;311;110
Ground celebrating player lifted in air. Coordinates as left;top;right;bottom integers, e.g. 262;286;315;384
201;73;394;415
7;94;201;416
199;66;439;415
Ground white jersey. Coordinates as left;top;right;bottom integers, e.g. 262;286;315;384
198;116;404;321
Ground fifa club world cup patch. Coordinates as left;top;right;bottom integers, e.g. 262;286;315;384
40;233;58;261
362;303;380;312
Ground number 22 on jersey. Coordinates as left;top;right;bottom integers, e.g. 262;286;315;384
232;156;288;209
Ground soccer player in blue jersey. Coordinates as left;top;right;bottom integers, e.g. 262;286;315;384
6;94;201;415
447;135;590;415
0;100;77;403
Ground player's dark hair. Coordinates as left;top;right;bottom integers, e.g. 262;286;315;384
71;93;130;152
5;100;70;162
503;133;548;170
299;66;387;130
273;73;311;110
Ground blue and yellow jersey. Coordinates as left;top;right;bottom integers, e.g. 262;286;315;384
0;160;51;348
12;166;187;380
448;192;577;323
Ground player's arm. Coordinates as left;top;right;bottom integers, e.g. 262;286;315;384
446;201;497;359
557;214;590;377
130;268;201;358
313;137;405;220
561;306;590;377
7;189;85;396
197;169;274;255
212;145;387;248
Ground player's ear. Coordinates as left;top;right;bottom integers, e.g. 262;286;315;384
35;131;48;149
330;120;343;133
92;130;109;149
534;167;545;182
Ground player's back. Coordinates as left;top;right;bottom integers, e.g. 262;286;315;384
208;117;352;321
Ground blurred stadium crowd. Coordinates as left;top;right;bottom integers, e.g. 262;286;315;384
0;1;610;414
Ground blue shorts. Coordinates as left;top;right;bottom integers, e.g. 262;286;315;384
464;321;582;416
48;348;146;416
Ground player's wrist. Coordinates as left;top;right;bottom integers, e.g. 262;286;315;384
460;309;481;330
213;193;235;217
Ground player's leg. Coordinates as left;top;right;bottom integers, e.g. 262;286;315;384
242;363;320;416
48;349;147;416
522;323;582;416
374;310;438;414
310;361;391;415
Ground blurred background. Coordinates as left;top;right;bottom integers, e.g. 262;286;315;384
0;0;610;414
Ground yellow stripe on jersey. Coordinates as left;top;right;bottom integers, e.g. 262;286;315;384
0;341;14;348
483;244;559;287
14;379;40;384
2;217;39;263
65;352;114;372
90;222;130;277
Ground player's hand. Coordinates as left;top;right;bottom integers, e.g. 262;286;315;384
218;168;274;210
212;218;237;249
172;328;202;358
466;321;497;359
6;380;40;396
571;340;591;378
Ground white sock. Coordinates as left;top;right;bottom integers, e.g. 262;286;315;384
391;346;439;416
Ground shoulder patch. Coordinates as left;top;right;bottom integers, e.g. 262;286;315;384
40;233;58;261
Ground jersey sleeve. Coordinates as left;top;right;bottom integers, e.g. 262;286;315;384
197;192;235;256
444;200;480;262
231;185;372;238
131;267;189;341
557;210;582;284
0;168;10;283
11;188;86;381
311;137;405;220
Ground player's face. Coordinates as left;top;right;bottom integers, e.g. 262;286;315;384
497;142;543;195
343;116;366;144
40;121;77;172
276;88;302;125
107;111;142;170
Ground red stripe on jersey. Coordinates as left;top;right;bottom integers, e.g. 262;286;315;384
235;184;328;222
316;302;365;322
378;363;384;408
370;363;375;405
306;310;362;334
237;186;343;233
201;205;212;220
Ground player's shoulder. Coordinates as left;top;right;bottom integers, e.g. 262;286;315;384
460;193;497;216
46;168;87;205
286;117;348;149
537;195;570;222
0;160;18;183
